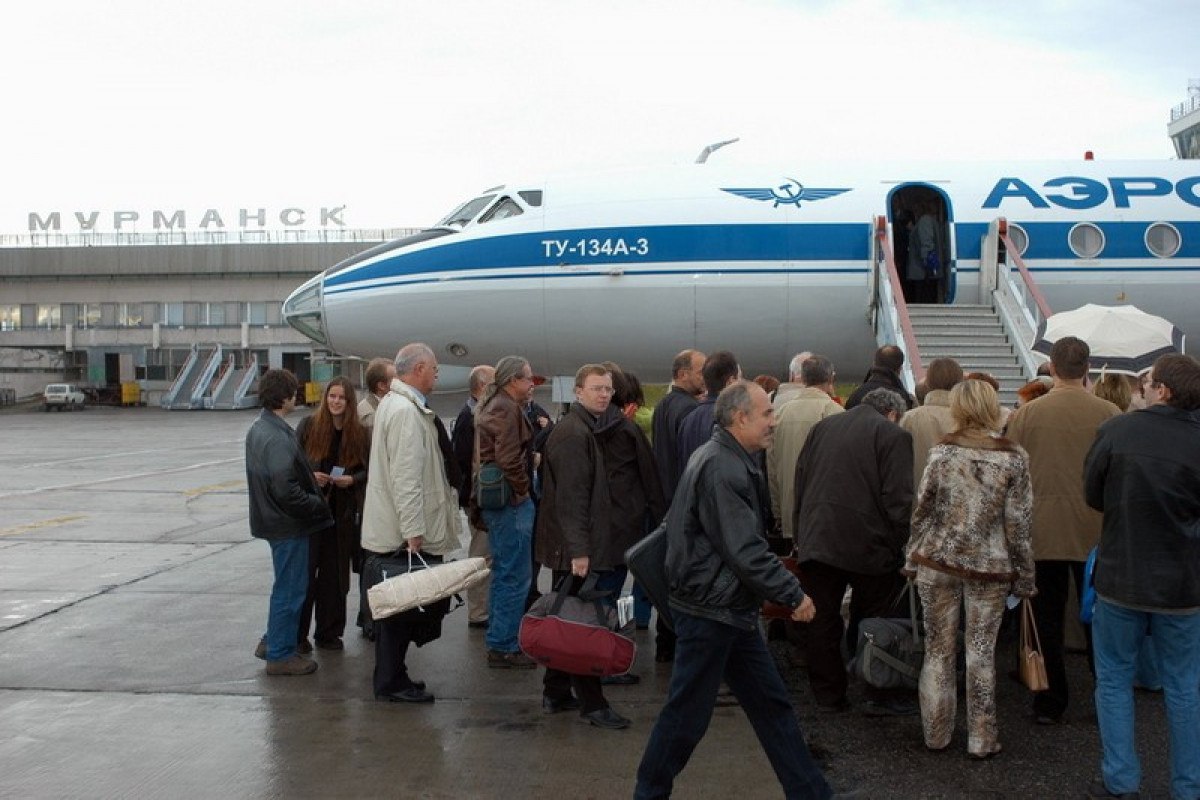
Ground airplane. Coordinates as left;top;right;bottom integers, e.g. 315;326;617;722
282;159;1200;392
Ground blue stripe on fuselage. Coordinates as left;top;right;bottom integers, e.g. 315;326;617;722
323;223;869;289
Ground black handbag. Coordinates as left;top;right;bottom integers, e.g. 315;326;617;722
624;521;673;631
363;550;456;647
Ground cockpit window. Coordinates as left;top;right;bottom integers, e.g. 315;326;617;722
478;197;524;224
437;194;496;228
518;190;543;207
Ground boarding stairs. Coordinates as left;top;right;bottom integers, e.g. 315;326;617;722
161;345;227;410
209;354;260;410
904;305;1023;406
870;216;1051;408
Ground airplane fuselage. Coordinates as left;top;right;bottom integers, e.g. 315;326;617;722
284;161;1199;387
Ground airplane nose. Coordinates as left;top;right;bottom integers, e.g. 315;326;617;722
283;273;328;346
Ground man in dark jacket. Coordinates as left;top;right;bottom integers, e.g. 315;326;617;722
676;350;741;470
650;348;705;663
450;364;494;628
1082;354;1200;800
793;387;914;713
537;364;633;729
844;345;915;410
635;381;833;800
245;368;333;676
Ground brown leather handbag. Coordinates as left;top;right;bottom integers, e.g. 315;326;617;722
1019;598;1049;692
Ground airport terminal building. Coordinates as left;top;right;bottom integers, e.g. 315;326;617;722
0;212;415;405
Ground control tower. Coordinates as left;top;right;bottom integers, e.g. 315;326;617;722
1169;80;1200;158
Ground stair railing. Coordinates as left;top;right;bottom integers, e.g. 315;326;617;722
989;218;1054;378
161;344;199;409
870;216;925;389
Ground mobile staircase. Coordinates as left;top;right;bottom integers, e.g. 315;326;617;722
209;354;260;410
161;345;224;410
869;216;1051;407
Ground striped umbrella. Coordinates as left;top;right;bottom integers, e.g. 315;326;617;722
1031;304;1185;376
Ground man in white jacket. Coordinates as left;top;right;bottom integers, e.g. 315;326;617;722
362;342;461;704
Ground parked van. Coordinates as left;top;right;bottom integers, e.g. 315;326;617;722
43;384;86;411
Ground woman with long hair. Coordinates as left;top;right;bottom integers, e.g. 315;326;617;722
905;379;1036;759
295;376;370;651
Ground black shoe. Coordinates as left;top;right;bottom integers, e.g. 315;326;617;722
1087;779;1141;799
655;649;675;663
601;673;640;686
254;638;266;660
296;639;313;655
542;694;582;714
315;637;344;651
582;707;631;730
376;687;434;704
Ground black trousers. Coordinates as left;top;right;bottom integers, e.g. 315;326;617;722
1031;559;1093;720
299;524;351;644
800;560;905;706
542;570;608;714
371;551;442;696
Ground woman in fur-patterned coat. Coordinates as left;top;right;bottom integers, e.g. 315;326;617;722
904;378;1035;760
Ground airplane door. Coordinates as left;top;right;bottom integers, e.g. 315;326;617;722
889;185;954;304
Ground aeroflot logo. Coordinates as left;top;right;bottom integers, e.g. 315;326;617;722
982;176;1200;209
721;179;851;208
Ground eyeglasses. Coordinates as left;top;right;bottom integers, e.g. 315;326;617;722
582;385;615;395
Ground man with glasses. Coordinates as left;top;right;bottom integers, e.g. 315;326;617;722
1083;354;1200;800
535;364;632;729
474;356;539;669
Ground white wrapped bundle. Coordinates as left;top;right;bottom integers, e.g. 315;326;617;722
368;556;490;620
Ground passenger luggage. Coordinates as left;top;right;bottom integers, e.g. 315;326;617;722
851;579;924;690
519;573;636;677
365;551;488;646
624;521;673;630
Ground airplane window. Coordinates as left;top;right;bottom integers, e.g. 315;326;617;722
1145;222;1181;258
478;197;523;224
518;190;543;207
1007;224;1029;256
436;194;496;228
1068;223;1105;259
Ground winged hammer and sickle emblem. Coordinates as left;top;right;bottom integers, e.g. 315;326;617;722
721;178;851;208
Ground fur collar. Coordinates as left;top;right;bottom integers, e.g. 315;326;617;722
940;430;1020;452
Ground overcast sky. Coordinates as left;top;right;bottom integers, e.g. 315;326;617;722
3;0;1195;233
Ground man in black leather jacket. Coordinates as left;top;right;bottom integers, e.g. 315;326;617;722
245;369;332;676
635;381;835;800
1083;354;1200;800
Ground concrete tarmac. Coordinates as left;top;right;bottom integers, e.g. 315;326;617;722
0;405;1178;799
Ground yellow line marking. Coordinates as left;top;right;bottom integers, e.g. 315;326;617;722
0;514;87;537
183;480;246;498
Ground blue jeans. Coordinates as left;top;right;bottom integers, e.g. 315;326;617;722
635;610;832;800
482;498;534;653
265;536;310;661
1093;598;1200;799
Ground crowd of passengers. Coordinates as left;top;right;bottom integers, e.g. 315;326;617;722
242;339;1200;800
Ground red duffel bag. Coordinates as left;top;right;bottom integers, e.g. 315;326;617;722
519;573;636;677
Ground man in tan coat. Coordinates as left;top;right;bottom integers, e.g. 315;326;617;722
900;357;963;489
767;354;842;540
1005;336;1121;724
